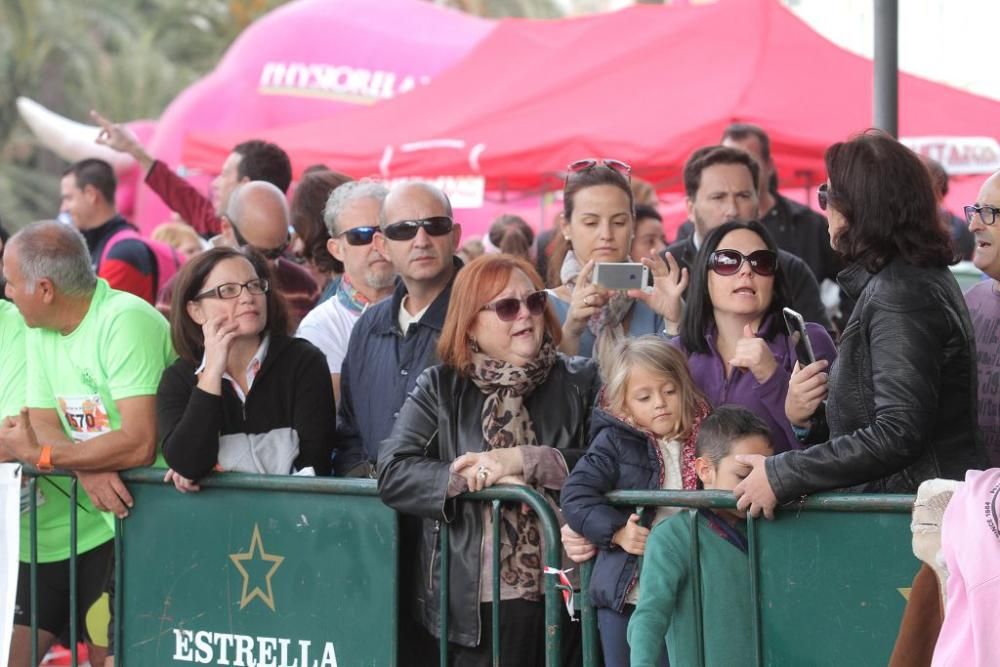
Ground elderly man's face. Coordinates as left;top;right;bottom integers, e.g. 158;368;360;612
2;242;47;328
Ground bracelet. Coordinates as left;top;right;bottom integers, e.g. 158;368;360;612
791;423;811;441
36;445;55;472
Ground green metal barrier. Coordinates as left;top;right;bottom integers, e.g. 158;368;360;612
578;490;918;667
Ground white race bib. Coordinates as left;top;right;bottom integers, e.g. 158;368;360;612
57;395;112;442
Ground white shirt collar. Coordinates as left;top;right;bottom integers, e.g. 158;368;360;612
195;334;271;402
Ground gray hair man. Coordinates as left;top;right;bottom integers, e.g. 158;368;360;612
296;179;396;402
0;221;174;666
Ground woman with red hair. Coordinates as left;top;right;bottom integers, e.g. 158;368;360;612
378;253;599;666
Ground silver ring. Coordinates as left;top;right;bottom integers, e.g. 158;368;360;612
477;465;490;479
584;295;591;306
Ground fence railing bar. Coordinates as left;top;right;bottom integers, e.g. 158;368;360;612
747;515;763;667
689;510;705;667
491;499;501;667
29;475;39;667
439;522;450;667
69;478;79;667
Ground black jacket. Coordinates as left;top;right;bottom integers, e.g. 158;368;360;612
158;335;336;479
766;259;986;499
662;237;832;332
561;407;671;612
377;356;600;647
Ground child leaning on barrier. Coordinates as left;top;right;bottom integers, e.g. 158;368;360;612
626;406;774;667
561;336;710;667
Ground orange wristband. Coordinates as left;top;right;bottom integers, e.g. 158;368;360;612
36;445;54;472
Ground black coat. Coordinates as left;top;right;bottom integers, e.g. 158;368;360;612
377;356;599;647
766;259;987;499
561;408;674;612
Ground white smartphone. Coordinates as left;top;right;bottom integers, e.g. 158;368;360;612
592;262;650;291
782;307;816;366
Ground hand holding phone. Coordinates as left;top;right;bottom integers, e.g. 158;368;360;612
592;262;650;291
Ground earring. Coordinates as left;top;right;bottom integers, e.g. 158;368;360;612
468;337;480;353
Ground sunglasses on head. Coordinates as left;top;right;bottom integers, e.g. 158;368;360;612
817;183;832;211
564;158;632;189
382;216;454;242
708;249;778;277
337;226;378;246
481;290;547;322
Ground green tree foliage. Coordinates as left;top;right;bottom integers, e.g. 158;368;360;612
0;0;286;230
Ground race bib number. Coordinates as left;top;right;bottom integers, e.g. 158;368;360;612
57;395;111;442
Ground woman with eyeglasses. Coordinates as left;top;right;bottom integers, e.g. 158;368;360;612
157;247;337;490
675;220;837;455
378;253;599;666
548;159;686;361
734;131;985;519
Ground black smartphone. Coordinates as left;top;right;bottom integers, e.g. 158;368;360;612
782;307;816;366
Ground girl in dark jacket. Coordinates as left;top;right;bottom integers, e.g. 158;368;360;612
562;336;710;667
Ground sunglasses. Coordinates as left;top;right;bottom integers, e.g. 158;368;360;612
194;278;269;301
965;204;999;227
337;226;378;246
565;158;632;186
817;183;832;211
382;216;454;242
481;290;547;322
227;217;290;260
708;249;778;277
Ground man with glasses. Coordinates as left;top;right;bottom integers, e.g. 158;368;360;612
296;179;395;403
963;169;1000;466
662;145;832;332
155;181;319;328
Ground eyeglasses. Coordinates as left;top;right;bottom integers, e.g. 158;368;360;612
226;216;290;260
708;249;778;277
565;158;632;186
817;183;833;211
382;216;454;241
965;204;999;226
194;278;269;301
481;290;548;322
336;226;378;246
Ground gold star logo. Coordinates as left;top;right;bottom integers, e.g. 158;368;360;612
229;524;284;611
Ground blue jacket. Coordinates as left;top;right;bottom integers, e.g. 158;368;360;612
335;261;459;473
562;406;696;612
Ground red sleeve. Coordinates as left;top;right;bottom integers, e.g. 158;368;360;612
145;160;222;236
99;259;155;304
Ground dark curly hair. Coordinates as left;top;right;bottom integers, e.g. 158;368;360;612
825;130;952;272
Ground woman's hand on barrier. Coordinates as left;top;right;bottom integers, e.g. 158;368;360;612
729;324;778;383
200;315;239;381
452;449;525;492
164;468;201;493
628;251;687;329
733;455;777;520
612;513;650;555
785;359;829;427
561;524;597;563
564;259;609;338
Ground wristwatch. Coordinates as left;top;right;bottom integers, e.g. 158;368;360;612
36;445;54;473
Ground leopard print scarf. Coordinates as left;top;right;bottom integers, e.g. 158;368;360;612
468;338;557;595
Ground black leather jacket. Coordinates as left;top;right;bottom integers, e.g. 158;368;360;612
766;259;986;500
377;356;599;647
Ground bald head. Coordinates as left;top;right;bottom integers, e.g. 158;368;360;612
970;169;1000;279
226;181;291;251
380;181;453;228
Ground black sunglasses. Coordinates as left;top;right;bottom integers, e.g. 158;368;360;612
818;183;832;211
481;290;547;322
965;204;999;227
708;249;778;277
227;216;290;260
382;216;454;242
336;226;378;246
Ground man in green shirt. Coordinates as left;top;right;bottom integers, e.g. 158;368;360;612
0;220;174;667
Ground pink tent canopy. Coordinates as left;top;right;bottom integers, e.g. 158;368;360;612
184;0;1000;194
132;0;492;229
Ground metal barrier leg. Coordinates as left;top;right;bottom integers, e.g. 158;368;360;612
69;478;78;667
29;476;39;667
689;510;704;667
439;523;450;667
579;560;598;667
747;514;763;667
116;516;124;667
491;501;501;667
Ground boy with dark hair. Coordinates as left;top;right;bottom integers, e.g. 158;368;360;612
627;405;773;666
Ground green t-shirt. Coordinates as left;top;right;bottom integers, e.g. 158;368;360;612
22;279;175;558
